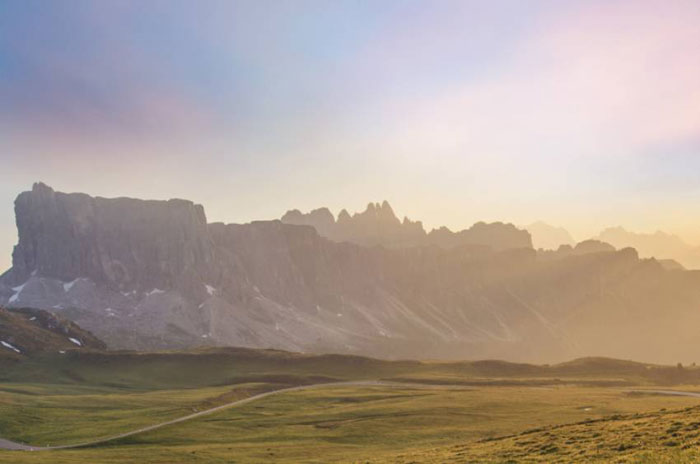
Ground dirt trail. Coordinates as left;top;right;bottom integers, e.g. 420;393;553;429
0;380;452;451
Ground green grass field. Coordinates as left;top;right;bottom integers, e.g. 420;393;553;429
2;349;700;462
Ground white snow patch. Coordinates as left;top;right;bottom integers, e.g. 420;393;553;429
147;288;165;296
63;279;80;292
29;317;37;321
9;282;27;304
69;337;82;346
53;304;63;309
205;284;216;296
59;350;66;354
1;341;21;353
337;313;342;317
201;334;209;338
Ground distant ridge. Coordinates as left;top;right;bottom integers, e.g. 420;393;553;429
526;221;576;250
596;226;700;269
282;201;533;250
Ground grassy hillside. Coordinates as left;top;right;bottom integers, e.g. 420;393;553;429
1;383;699;463
2;348;699;389
2;349;700;462
410;392;700;463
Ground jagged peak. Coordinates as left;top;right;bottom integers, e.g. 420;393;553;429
428;225;453;234
32;182;54;193
309;207;335;218
337;209;351;223
402;216;421;226
278;203;531;250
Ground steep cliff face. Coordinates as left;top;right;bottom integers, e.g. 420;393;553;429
7;183;215;295
282;201;533;250
3;184;700;363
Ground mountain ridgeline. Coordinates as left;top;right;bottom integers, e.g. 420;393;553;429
281;201;532;250
2;183;700;364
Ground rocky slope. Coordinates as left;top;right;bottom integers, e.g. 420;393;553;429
0;306;105;358
3;184;700;364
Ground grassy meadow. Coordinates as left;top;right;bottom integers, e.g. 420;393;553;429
2;349;700;462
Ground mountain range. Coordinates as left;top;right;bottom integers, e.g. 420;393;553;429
281;201;532;250
3;183;700;364
596;227;700;270
525;222;700;270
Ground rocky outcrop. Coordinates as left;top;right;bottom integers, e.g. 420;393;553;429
6;183;216;295
0;306;105;357
282;201;532;250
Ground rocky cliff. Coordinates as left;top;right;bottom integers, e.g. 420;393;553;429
7;183;215;295
3;184;700;364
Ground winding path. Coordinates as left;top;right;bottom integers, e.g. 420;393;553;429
4;384;699;452
0;380;439;451
628;389;700;398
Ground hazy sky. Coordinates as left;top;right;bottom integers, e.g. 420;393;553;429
2;0;700;272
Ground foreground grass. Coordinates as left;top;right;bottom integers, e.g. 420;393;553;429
1;384;700;463
0;382;277;446
405;393;700;463
3;350;700;462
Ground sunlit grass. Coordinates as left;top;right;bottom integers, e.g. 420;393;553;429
2;384;700;463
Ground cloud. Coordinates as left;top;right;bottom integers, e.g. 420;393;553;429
364;0;700;165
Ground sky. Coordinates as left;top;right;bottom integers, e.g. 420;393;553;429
1;0;700;272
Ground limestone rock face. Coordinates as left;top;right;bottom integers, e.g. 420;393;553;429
4;184;700;364
7;183;215;294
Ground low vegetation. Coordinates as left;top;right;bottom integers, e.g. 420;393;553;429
2;349;700;462
407;394;700;463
